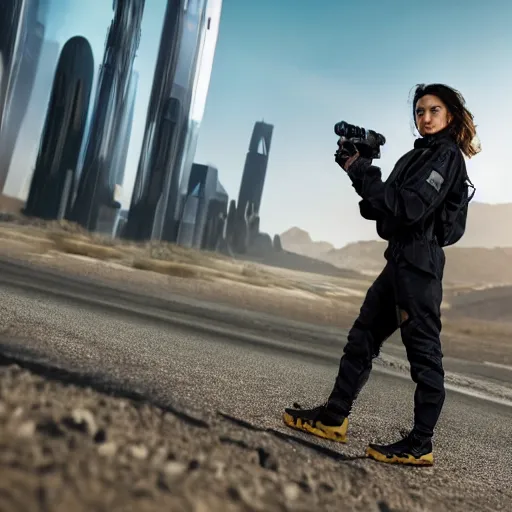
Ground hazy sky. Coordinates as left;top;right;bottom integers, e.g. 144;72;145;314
189;0;512;247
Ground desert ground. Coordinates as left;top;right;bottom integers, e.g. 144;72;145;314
0;216;511;511
0;217;510;364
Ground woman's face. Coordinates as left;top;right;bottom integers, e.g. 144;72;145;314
415;94;452;136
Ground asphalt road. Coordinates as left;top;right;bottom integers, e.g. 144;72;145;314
0;258;511;510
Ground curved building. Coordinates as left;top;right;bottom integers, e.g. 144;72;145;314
69;0;145;230
23;35;95;219
0;0;222;240
1;1;114;211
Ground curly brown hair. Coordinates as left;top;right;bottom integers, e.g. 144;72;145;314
411;83;481;158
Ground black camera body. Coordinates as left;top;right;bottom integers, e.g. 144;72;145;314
334;121;386;159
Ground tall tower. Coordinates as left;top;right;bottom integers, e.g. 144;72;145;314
70;0;145;230
123;0;210;242
237;121;273;217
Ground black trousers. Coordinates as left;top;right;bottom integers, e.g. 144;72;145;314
328;256;445;439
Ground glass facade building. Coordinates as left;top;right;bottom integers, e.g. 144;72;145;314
176;162;227;249
0;0;222;239
122;0;223;242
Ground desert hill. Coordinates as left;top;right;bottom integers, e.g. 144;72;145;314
281;236;512;287
281;201;512;287
323;241;512;287
279;227;335;259
282;201;512;253
462;202;512;248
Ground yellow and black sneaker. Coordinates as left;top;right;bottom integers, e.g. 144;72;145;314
366;432;434;466
282;403;349;443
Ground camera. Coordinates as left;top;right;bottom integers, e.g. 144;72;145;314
334;121;386;159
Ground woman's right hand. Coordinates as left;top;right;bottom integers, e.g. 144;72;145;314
335;138;360;171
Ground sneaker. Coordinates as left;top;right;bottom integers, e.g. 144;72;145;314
366;431;434;466
282;403;349;443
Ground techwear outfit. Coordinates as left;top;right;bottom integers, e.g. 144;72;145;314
283;126;474;466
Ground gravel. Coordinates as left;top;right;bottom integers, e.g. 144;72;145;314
0;363;418;512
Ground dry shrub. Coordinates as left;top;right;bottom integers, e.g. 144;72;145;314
0;227;54;245
132;258;205;279
0;218;310;291
146;241;225;266
131;257;296;289
52;237;124;260
216;272;272;288
0;213;89;235
0;226;58;254
240;264;265;279
46;231;91;244
239;264;293;289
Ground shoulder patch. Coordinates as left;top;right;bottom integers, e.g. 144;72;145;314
426;170;444;192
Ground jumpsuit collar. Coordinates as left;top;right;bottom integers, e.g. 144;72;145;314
414;125;455;149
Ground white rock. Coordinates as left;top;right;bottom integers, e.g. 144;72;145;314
129;444;149;460
283;482;301;502
163;461;187;477
70;408;97;436
18;420;36;437
98;442;117;457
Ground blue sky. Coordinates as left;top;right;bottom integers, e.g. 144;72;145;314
189;0;512;246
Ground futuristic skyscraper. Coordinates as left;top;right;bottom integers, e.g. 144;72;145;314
171;0;223;241
69;0;145;230
0;1;46;195
23;36;95;219
237;121;274;218
1;2;110;210
0;0;222;240
176;163;227;249
124;0;223;242
201;120;274;256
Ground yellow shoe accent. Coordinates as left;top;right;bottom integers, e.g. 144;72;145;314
365;446;434;466
282;412;348;443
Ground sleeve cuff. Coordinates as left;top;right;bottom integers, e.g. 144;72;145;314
346;157;374;179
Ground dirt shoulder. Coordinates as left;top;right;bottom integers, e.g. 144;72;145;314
0;227;510;366
0;228;365;329
1;360;359;512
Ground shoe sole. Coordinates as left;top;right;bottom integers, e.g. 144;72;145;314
365;446;434;466
282;412;347;443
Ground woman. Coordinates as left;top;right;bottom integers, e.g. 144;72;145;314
283;83;480;466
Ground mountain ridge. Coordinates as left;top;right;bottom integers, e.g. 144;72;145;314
280;201;512;286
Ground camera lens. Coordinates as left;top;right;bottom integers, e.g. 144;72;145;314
334;121;347;137
335;121;355;138
334;121;386;150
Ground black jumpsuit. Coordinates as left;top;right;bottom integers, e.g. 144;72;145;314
327;127;467;439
